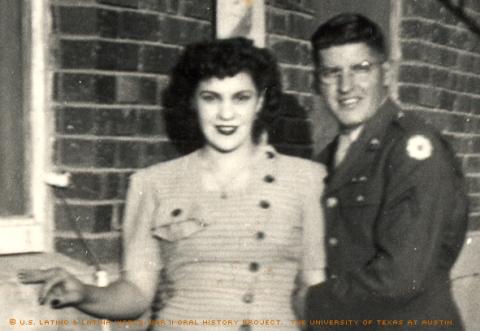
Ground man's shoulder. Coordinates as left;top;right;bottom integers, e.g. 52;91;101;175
391;109;438;136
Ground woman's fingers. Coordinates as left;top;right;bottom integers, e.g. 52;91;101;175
50;290;84;309
39;272;68;305
17;268;60;284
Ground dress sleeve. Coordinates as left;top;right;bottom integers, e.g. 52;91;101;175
301;162;327;286
122;172;163;303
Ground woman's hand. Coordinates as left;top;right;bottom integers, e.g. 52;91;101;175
18;268;86;309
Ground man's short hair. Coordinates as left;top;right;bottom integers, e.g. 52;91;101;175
311;13;387;65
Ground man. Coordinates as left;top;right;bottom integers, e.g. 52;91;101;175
306;13;468;330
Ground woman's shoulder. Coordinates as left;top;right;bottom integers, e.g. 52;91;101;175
131;152;196;183
275;152;327;178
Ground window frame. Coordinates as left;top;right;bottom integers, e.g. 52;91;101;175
0;0;51;254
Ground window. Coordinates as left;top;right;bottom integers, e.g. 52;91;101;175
0;0;49;254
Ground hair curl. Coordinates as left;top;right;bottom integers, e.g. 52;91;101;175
162;37;282;151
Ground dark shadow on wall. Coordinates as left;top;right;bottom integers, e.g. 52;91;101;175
163;93;314;159
437;0;480;36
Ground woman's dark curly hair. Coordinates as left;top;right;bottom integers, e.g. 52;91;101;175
162;37;282;151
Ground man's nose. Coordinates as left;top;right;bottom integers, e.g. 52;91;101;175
338;70;354;93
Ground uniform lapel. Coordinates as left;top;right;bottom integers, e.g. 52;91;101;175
324;99;398;194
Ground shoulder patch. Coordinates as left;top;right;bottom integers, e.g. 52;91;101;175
406;135;433;160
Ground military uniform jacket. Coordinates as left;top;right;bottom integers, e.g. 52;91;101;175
306;100;468;331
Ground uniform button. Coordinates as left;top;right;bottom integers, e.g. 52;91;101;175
171;208;182;217
330;274;338;279
328;237;338;246
351;177;358;183
358;176;368;182
256;231;265;240
326;197;338;208
239;325;251;331
243;292;254;303
356;195;365;202
249;262;260;272
259;200;270;209
264;174;275;183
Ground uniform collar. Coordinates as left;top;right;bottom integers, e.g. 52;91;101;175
324;98;400;193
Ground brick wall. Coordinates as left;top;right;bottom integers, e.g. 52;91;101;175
266;0;319;158
396;0;480;230
51;0;213;264
50;0;319;264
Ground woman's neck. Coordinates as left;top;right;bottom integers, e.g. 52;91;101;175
200;144;259;175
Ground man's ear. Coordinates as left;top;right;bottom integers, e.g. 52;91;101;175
381;61;391;87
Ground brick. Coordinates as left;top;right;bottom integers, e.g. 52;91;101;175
55;236;121;264
115;76;157;104
56;107;95;135
467;176;480;194
143;141;184;166
55;204;113;233
60;172;126;200
269;37;310;65
62;173;102;200
456;54;475;72
288;13;315;40
299;94;315;113
138;109;166;136
453;95;472;113
98;9;119;38
283;67;311;93
267;10;289;34
161;16;212;45
60;40;97;69
97;42;139;71
401;42;422;61
268;0;315;14
96;75;117;103
277;93;310;118
469;195;480;213
439;91;456;111
119;12;160;41
401;20;427;39
440;49;458;67
183;0;213;20
57;6;98;35
95;141;117;167
105;173;126;199
399;85;420;105
141;45;180;74
55;73;116;103
95;108;139;136
98;0;139;7
431;25;449;45
468;214;480;231
117;142;143;168
464;156;480;173
399;65;430;84
429;68;451;90
57;139;98;167
141;0;179;13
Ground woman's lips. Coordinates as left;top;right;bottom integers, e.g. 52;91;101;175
215;125;238;135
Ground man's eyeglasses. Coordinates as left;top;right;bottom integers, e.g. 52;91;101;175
319;60;384;85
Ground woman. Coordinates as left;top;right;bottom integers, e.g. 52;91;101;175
19;38;326;330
